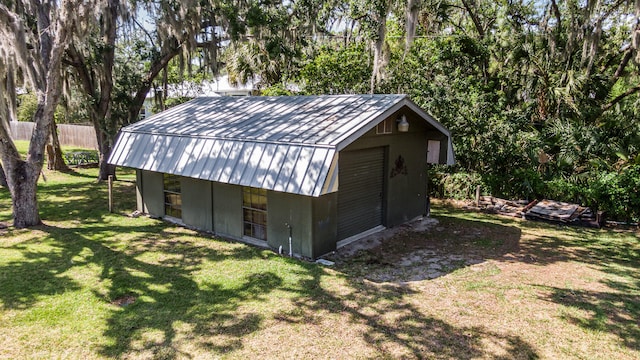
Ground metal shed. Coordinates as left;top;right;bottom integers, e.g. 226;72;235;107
109;94;454;258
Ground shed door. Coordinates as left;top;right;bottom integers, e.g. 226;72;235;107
337;147;385;240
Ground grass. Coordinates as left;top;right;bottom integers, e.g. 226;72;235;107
1;153;639;358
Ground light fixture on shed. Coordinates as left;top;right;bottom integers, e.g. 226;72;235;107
397;114;409;132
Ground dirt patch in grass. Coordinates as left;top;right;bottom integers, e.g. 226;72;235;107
111;295;137;307
325;210;522;283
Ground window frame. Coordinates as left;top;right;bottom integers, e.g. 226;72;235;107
376;118;394;134
163;174;182;219
242;187;267;240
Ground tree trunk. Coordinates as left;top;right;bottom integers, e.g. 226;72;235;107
0;0;73;228
0;126;42;227
0;162;7;187
96;124;116;181
6;159;41;228
98;152;116;181
46;120;69;171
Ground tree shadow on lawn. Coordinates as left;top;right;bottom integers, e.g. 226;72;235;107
537;284;640;352
0;232;83;309
0;167;133;224
0;217;541;359
0;221;287;357
429;205;639;280
330;204;639;355
516;222;640;265
521;224;640;352
36;177;136;223
438;205;640;353
56;168;99;180
283;268;540;359
0;186;12;222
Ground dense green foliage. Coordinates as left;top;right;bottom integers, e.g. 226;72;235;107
300;43;373;94
17;93;89;124
8;0;638;221
283;1;640;222
16;94;38;123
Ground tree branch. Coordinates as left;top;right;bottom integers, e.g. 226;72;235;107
27;0;74;162
460;0;485;39
96;0;118;121
128;41;183;123
613;48;633;80
0;3;45;91
602;83;640;112
600;0;627;21
550;0;561;28
65;45;97;100
132;16;156;48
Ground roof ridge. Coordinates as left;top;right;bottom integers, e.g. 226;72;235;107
119;129;337;148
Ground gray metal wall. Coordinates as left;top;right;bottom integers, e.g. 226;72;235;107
212;183;243;238
311;193;338;258
136;170;320;257
266;191;313;257
182;177;213;231
139;170;164;216
337;147;386;239
136;170;144;213
138;171;214;230
385;130;430;225
341;111;432;229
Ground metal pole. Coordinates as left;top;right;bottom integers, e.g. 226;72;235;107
108;175;113;213
285;223;292;257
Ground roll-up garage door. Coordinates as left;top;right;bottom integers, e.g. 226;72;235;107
337;147;385;240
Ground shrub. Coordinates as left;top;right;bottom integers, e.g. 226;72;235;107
17;93;78;123
433;166;640;222
543;177;589;205
441;172;482;200
505;168;544;200
481;168;543;201
589;165;640;222
261;83;294;96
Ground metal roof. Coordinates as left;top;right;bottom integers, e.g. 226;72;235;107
108;94;453;197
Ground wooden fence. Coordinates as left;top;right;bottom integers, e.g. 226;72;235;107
9;121;98;150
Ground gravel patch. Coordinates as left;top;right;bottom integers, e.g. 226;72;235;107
323;214;519;283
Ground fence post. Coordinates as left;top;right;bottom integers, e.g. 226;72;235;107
108;175;113;213
475;185;481;208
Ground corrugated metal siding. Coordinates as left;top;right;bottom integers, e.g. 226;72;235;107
109;94;454;197
337;147;385;239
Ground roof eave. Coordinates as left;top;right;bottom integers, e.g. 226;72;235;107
334;96;407;151
335;97;456;166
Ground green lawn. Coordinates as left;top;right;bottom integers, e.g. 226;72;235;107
0;163;639;359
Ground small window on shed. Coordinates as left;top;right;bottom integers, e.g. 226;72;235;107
427;140;441;164
242;187;267;240
163;174;182;219
376;118;393;134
